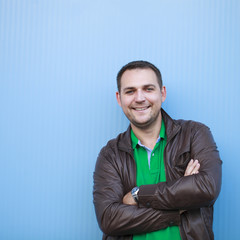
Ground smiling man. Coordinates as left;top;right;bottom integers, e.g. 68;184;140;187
93;60;222;240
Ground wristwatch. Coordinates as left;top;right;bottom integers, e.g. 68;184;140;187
131;187;139;203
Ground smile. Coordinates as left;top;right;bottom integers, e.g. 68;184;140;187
133;106;150;111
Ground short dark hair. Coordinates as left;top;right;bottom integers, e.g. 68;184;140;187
116;60;163;92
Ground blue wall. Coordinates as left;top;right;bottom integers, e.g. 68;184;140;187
0;0;239;239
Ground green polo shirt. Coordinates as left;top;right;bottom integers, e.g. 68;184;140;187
131;120;181;240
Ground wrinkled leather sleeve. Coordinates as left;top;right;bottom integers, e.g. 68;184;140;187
93;147;181;236
138;124;222;210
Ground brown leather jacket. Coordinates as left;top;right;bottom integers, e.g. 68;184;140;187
93;109;222;240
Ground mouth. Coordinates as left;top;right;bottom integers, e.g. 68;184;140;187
132;106;150;111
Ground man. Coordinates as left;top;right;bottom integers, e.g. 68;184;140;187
93;60;222;240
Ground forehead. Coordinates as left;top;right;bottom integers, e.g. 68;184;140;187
121;68;159;89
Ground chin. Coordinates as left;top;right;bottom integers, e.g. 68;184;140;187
132;121;153;129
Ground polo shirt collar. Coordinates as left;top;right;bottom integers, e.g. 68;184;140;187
160;119;166;140
131;129;139;149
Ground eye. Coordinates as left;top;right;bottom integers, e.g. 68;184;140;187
146;87;154;92
125;90;134;94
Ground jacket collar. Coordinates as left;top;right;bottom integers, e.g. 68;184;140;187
161;109;181;142
117;108;181;153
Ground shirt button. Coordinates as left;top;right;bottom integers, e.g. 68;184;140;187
152;153;154;156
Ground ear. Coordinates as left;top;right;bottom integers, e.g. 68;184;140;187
161;86;167;103
116;91;122;107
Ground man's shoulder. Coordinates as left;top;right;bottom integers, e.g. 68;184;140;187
176;118;208;128
174;118;210;136
101;132;123;151
162;109;209;134
99;128;130;157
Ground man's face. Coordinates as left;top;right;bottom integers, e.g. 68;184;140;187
116;68;166;129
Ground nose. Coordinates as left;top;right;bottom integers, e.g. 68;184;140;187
135;89;145;102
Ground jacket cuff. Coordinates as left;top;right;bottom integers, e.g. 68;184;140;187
138;184;158;208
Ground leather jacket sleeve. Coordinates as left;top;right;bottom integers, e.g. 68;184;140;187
138;124;222;210
93;148;181;236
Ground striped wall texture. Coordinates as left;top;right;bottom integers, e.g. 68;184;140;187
0;0;239;239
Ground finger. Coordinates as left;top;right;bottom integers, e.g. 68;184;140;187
184;159;193;174
193;162;200;172
185;160;200;176
185;159;198;176
184;160;193;176
188;160;200;175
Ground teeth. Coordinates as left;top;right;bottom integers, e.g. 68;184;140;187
135;107;148;111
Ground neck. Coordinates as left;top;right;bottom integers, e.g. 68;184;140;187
131;114;162;150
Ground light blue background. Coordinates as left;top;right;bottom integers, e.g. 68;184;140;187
0;0;239;239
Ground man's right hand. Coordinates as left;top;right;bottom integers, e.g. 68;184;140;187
184;159;200;176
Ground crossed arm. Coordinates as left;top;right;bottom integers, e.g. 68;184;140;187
94;153;182;236
123;160;200;206
94;157;201;236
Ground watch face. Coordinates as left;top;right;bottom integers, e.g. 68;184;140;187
131;187;138;194
131;187;139;202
